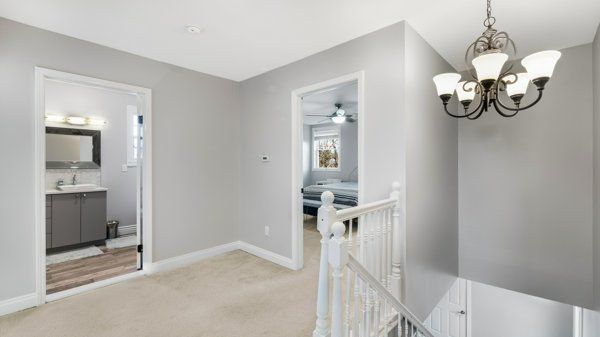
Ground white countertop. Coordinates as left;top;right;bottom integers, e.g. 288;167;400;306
46;187;108;195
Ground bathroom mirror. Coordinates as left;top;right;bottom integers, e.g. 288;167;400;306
46;127;101;169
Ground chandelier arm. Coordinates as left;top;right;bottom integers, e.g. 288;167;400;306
491;98;519;117
467;96;487;120
443;84;486;118
495;89;544;112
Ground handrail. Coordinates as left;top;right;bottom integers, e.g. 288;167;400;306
347;255;434;337
335;197;396;221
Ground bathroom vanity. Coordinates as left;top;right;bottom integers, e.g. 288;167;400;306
46;187;107;250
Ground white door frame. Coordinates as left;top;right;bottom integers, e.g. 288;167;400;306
290;71;365;270
34;67;153;304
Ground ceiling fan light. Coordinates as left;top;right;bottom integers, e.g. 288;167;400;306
331;116;345;124
506;72;531;98
433;73;461;99
472;53;508;84
336;108;346;116
456;81;477;102
521;50;561;80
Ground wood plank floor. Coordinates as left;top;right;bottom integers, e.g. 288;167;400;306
46;245;138;294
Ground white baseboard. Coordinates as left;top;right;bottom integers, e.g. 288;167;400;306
0;293;37;317
147;241;295;274
238;241;296;270
117;224;137;236
147;242;240;274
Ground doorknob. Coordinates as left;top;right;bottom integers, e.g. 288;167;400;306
458;310;466;315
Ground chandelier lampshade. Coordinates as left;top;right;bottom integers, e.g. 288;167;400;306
505;73;531;100
432;0;560;119
471;53;508;86
433;73;461;97
456;81;478;105
521;50;562;84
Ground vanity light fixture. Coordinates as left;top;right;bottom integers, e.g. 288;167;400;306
432;0;561;119
46;114;106;126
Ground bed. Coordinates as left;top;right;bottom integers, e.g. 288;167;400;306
303;181;358;216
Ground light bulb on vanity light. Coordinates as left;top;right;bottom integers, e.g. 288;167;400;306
87;118;107;126
45;115;66;123
66;116;87;125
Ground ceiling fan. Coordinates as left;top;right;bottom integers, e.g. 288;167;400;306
306;103;356;124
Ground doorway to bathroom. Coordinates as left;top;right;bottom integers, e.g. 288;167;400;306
34;68;153;303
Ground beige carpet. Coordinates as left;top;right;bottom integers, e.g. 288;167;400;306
0;219;322;337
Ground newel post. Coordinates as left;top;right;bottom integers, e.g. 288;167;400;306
328;222;348;337
390;181;403;300
314;191;336;337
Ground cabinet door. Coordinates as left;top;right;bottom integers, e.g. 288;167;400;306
81;192;107;242
51;194;81;247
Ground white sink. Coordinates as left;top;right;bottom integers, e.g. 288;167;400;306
57;184;98;192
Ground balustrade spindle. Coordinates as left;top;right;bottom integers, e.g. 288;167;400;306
364;284;372;337
329;222;348;337
373;292;380;336
386;209;399;290
353;272;360;337
390;182;402;300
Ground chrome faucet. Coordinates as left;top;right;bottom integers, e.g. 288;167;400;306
72;173;78;185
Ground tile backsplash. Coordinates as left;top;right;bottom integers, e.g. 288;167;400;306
45;169;101;190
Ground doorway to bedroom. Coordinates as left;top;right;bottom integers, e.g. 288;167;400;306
292;72;363;269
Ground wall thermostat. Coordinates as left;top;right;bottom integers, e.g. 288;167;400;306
261;155;270;162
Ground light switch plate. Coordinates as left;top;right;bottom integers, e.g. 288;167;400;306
264;225;270;236
121;164;128;172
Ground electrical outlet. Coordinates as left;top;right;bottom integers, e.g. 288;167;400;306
264;225;270;237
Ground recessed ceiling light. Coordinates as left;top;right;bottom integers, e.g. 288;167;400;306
186;25;204;34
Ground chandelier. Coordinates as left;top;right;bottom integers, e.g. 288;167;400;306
432;0;561;119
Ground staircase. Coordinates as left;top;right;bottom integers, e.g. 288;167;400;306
313;182;433;337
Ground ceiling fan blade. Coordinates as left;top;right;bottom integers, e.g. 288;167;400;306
347;117;357;123
317;118;331;124
305;114;330;117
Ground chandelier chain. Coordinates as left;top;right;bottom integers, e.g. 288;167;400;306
484;0;495;28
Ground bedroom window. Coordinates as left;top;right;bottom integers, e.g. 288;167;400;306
313;127;341;171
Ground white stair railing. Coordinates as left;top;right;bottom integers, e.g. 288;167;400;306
313;182;432;337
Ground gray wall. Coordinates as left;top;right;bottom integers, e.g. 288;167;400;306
239;21;458;319
471;281;573;337
593;23;600;312
45;80;139;228
238;21;406;259
459;44;595;309
0;17;240;302
305;122;358;185
403;24;459;318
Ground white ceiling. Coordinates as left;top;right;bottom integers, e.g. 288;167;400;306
0;0;598;81
303;82;358;126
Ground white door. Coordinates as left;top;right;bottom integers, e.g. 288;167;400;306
424;279;468;337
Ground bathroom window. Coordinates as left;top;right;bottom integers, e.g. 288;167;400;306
126;105;139;166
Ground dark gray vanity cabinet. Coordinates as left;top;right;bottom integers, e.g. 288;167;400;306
81;192;107;242
47;191;107;249
51;193;82;247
